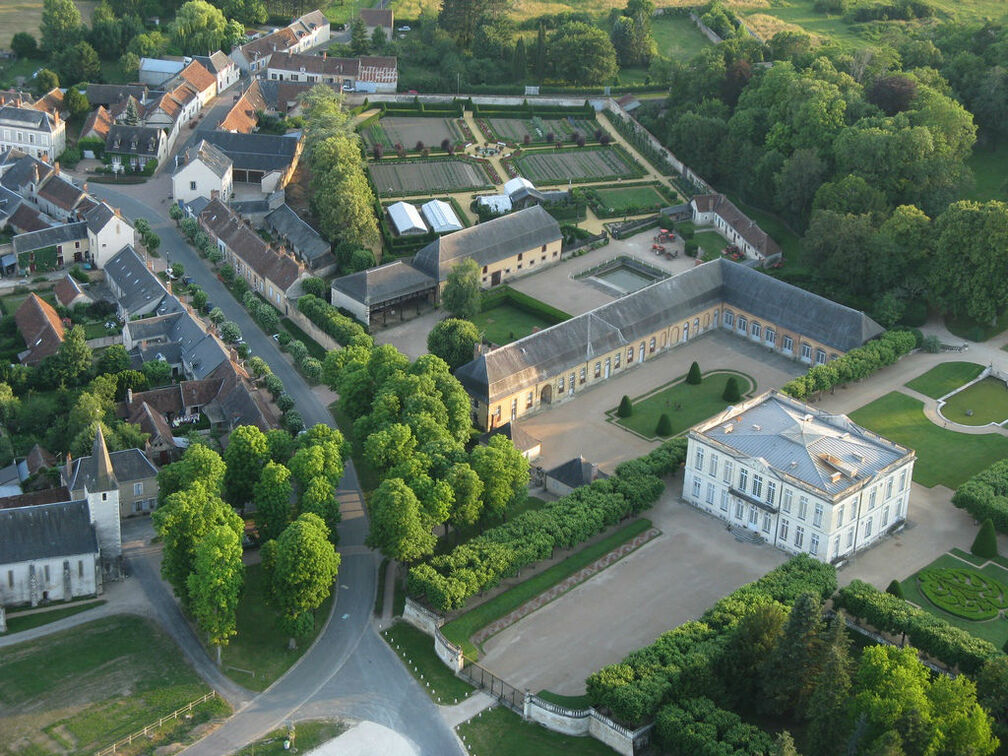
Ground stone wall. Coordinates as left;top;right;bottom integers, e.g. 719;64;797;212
403;596;442;634
689;11;724;43
283;304;341;352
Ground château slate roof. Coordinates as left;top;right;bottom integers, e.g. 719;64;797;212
264;203;330;262
546;456;608;489
0;500;98;563
330;260;435;306
455;259;883;403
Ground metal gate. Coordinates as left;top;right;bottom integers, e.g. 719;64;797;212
460;659;524;713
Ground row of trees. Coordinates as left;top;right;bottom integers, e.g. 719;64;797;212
953;460;1008;533
296;294;369;347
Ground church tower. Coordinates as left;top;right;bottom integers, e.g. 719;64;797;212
85;425;122;559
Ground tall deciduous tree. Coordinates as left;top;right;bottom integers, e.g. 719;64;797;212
441;259;481;320
262;513;340;646
367;477;436;563
40;0;82;56
446;461;484;528
52;325;92;386
439;0;506;49
254;461;294;543
427;317;480;370
224;424;269;508
172;0;228;55
298;475;341;540
187;524;244;664
469;434;530;523
63;87;90;119
548;22;618;85
56;41;101;86
158;443;227;505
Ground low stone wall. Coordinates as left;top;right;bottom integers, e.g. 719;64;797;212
524;694;591;736
689;11;724;43
403;596;442;634
434;626;464;672
283;304;341;352
85;334;123;348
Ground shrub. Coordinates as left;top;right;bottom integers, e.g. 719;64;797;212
953;461;1008;533
656;698;775;754
722;376;741;402
922;334;942;353
297;294;370;348
276;393;295;412
686;361;702;385
618;394;633;417
973;519;999;559
684;240;698;257
886;579;904;599
655;414;673;437
300;357;322;382
264;374;284;398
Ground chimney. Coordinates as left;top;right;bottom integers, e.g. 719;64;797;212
64;452;72;485
53;161;59;173
126;387;133;404
323;51;326;60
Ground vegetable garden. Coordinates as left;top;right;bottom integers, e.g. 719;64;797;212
361;116;466;151
506;146;644;185
483;116;599;145
368;158;496;196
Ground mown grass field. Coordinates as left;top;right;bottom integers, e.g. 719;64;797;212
2;600;105;635
471;302;555;345
942;377;1008;426
592;184;667;213
456;706;619;755
382;621;475;703
904;361;984;399
0;0;94;47
652;13;714;61
966;143;1008;203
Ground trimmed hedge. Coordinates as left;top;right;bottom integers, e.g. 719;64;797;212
407;438;687;614
781;330;917;400
834;579;999;674
480;286;571;325
655;697;775;754
953;461;1008;533
586;555;836;725
297;294;371;347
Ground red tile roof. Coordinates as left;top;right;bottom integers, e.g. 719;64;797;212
219;81;265;133
14;293;65;365
81;106;114;140
178;61;217;94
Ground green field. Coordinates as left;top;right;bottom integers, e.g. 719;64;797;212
382;621;475;704
900;551;1008;649
220;563;335;691
456;706;618;755
966;143;1008;203
593;185;666;213
694;230;727;257
610;370;755;440
941;376;1008;426
2;599;105;635
848;391;1008;489
652;13;714;61
904;361;985;399
472;302;555;345
0;615;229;753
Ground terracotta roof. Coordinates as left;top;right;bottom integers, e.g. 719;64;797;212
129;400;177;445
182;378;224;407
691;193;781;259
219;81;266;133
0;89;31;107
32;87;65;118
357;56;397;84
7;203;50;232
240;27;299;62
360;8;392;26
25;443;56;475
81;106;114;140
0;485;70;510
14;293;65;365
54;273;88;307
199;199;302;291
178;60;216;93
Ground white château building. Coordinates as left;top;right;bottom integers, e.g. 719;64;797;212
683;391;915;563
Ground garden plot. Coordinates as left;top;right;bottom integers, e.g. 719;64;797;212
485;116;599;144
510;146;643;185
369;158;493;196
361;117;463;150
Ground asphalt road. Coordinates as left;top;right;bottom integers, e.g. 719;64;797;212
89;181;462;755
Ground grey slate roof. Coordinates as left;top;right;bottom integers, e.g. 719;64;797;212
0;184;21;222
265;204;330;261
455;259;882;403
200;131;299;173
12;222;87;254
86;84;149;107
193;52;234;75
546;456;608;489
105;246;167;314
693;391;913;497
0;153;53;193
413;206;561;282
0;500;98;563
84;201;117;233
0;105;55;130
106;124;164;157
69;448;158;492
175;139;232;179
477;422;541;454
331;260;435;307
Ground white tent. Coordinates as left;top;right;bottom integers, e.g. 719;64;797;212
387;201;427;235
503;176;535;197
421;200;463;234
477;194;512;215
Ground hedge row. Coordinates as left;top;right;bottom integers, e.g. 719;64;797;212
586;554;837;725
952;460;1008;533
781;330;917;400
407;438;688;613
833;579;999;674
296;294;370;346
480;286;572;324
655;697;775;755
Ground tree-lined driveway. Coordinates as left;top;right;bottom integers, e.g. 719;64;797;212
88;181;462;755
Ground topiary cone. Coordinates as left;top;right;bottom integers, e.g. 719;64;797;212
723;376;741;402
886;579;904;599
618;395;633;418
972;518;998;559
656;413;673;437
687;361;702;385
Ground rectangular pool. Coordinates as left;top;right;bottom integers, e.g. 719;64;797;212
593;265;660;294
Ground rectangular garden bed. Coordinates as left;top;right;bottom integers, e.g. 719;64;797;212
361;116;466;151
580;181;677;218
368;157;496;196
481;115;599;145
505;145;644;185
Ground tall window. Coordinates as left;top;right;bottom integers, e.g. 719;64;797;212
798;496;808;520
627;347;634;362
864;518;873;538
723;460;734;484
614;353;621;369
709;454;719;477
810;534;820;555
751;474;763;498
724;312;734;327
738;468;749;491
886;477;894;499
899;470;907;490
695;447;705;470
735;500;744;519
794;526;805;549
780;519;789;540
869;488;877;509
766;480;776;505
882;505;890;527
782;488;792;514
737;316;747;332
751;322;761;338
580;368;586;384
558;376;564;391
749;506;758;525
813;503;823;528
720;490;729;512
762;513;771;533
594;362;601;378
801;343;812;361
816;349;827;364
765;329;775;345
706;483;715;505
526;391;533;408
783;335;794;352
692;478;702;498
847;528;855;547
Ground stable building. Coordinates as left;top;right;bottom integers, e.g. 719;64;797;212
683;390;914;562
330;260;436;327
455;258;883;430
690;194;780;262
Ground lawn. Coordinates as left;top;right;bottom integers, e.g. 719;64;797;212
904;361;985;399
609;369;755;440
234;719;346;755
899;551;1008;649
966;143;1008;203
381;621;475;704
694;230;727;257
848;391;1008;489
2;599;105;635
591;184;668;215
471;302;556;345
456;706;618;755
220;562;335;691
941;377;1008;426
0;615;229;754
440;518;653;659
652;13;713;61
945;307;1008;342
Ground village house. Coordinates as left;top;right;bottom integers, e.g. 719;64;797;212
138;57;185;86
53;273;91;309
263;203;334;271
192;52;240;93
199;131;302;195
66;440;159;518
683;390;914;563
13;293;64;365
103;246;168;318
0;104;65;160
166;60;217;106
545;456;608;496
690;193;781;262
360;8;394;39
121;299;231;381
230;9;330;73
12;223;88;272
455;258;884;430
218;80;268;133
265;52;398;93
198;199;303;312
104;124;167;171
172;139;233;205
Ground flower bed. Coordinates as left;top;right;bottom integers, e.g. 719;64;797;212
918;567;1008;621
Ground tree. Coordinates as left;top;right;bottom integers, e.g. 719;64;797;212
40;0;82;56
973;518;999;559
427;318;480;370
172;0;228;55
32;69;59;97
446;461;484;529
302;277;327;299
152;481;243;606
56;41;101;86
806;612;853;755
548;23;618;85
655;414;672;436
120;51;140;79
371;25;387;52
63;87;89;119
301;85;353;157
224;424;269;508
719;602;786;713
53;325;92;385
263;513;340;646
128;30;167;58
254;461;293;543
96;344;130;376
618;394;633;417
157;443;226;505
208;307;225;325
441;259;481;320
367;477;436;563
534;23;546;82
885;579;904;599
868;75;919;116
191;287;208;312
299;475;340;539
219;321;242;344
439;0;505;49
976;656;1008;743
222;0;267;24
470;434;530;523
349;17;369;56
686;361;702;385
11;32;39;59
187;524;243;664
89;1;123;58
760;592;822;716
723;376;741;402
310;132;380;248
141;359;171;387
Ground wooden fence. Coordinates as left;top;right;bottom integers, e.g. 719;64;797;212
93;690;217;755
